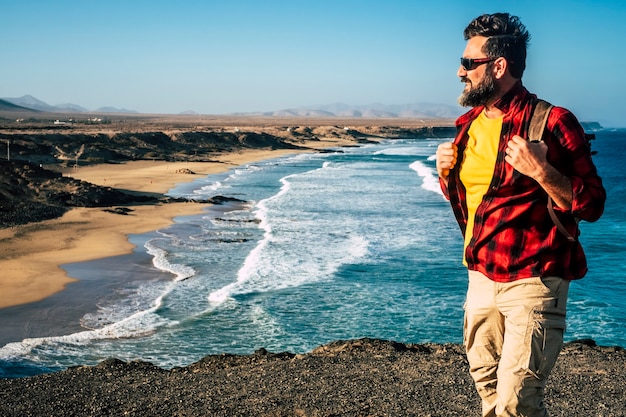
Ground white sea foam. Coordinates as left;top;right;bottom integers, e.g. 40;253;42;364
0;288;178;360
80;280;170;329
374;146;423;156
208;170;370;306
145;238;196;281
196;180;224;193
207;176;291;305
409;160;443;196
194;161;264;196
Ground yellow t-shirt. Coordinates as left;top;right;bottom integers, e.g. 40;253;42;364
458;111;502;263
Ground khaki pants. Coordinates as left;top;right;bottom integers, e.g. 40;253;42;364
464;271;569;417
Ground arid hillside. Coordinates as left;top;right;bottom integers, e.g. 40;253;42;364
0;114;456;228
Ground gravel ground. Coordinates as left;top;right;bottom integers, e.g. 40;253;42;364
0;338;624;417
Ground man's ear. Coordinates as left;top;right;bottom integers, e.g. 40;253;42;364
492;57;508;79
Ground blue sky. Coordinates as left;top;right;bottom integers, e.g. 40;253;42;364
2;0;625;126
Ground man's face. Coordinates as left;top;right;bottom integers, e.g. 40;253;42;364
457;36;498;107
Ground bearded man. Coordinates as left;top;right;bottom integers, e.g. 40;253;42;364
435;12;605;417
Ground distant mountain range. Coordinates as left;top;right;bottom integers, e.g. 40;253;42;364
0;98;34;112
1;94;464;119
1;95;138;114
234;102;464;119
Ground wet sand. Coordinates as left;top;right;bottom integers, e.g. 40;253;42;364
0;249;171;346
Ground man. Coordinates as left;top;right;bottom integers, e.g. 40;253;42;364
436;13;606;417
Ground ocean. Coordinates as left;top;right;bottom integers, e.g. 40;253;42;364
1;129;624;378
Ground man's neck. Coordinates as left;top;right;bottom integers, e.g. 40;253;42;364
483;78;520;118
483;105;504;119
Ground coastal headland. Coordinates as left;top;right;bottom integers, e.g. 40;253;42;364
1;113;624;416
0;113;455;309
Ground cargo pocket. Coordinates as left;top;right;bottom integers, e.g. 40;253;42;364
527;309;567;380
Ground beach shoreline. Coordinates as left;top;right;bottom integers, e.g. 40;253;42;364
0;139;353;310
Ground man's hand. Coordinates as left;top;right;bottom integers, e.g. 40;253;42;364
436;142;458;183
504;135;548;178
505;135;573;210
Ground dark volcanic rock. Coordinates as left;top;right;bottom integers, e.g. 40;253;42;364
0;338;624;417
0;160;158;227
0;130;307;165
0;127;314;227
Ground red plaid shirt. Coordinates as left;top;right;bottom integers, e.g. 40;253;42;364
441;82;605;281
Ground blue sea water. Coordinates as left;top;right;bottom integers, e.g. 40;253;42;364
1;130;625;378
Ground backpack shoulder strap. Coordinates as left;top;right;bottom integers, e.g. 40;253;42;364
529;99;553;141
529;99;577;242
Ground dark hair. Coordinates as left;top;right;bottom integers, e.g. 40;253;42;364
464;13;530;78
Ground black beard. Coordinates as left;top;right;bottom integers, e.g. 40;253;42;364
457;71;498;107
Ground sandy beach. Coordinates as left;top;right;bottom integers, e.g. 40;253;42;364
0;140;351;311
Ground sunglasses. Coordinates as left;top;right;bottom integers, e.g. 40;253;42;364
460;57;496;71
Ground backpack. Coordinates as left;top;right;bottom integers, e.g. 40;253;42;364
529;100;596;242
